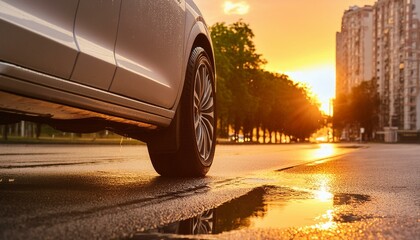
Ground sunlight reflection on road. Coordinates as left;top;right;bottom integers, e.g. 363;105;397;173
312;175;336;231
314;175;334;202
312;144;337;160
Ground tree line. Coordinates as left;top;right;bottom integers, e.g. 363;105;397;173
210;21;323;143
333;80;379;141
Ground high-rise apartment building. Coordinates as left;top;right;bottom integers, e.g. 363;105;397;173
336;0;420;139
336;6;373;97
373;0;420;131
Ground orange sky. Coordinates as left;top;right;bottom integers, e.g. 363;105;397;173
194;0;376;114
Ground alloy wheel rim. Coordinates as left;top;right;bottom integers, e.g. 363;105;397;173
193;60;214;161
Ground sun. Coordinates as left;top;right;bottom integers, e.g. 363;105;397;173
223;1;250;15
282;64;335;115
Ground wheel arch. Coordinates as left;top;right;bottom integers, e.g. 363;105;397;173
148;46;216;176
192;33;215;73
147;25;216;157
150;21;216;154
172;21;215;113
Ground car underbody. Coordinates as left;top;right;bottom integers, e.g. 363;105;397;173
0;91;157;142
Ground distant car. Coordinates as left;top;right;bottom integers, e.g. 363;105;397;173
0;0;216;177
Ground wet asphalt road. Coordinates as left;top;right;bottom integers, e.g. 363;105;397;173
0;143;419;239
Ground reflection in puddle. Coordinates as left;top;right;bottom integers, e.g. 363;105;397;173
133;185;371;238
135;188;266;238
253;193;333;230
145;209;214;236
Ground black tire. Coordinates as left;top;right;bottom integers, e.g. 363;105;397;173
147;47;216;177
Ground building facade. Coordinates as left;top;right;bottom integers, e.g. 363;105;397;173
336;6;373;97
373;0;420;131
337;0;420;138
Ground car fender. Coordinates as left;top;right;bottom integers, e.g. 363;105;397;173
151;21;213;152
172;9;213;113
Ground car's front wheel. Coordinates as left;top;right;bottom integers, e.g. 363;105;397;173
147;47;216;177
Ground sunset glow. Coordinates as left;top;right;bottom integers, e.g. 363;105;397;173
195;0;376;115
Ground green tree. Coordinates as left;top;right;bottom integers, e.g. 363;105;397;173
333;80;379;141
284;83;323;140
210;21;265;138
349;80;379;140
211;20;323;142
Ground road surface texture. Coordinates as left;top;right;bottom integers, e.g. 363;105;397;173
0;143;419;239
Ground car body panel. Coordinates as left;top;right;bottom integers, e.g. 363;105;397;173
0;62;173;126
184;3;213;71
169;0;214;114
110;0;186;109
0;91;158;129
71;0;121;90
0;0;79;78
0;0;213;130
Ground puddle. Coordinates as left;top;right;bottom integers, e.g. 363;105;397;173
131;187;372;238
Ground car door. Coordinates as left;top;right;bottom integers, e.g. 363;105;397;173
0;0;79;79
70;0;121;90
110;0;186;109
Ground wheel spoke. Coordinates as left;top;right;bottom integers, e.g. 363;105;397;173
200;124;206;152
202;122;211;154
201;79;212;109
202;115;214;138
197;124;204;153
194;90;200;108
201;97;213;113
197;67;202;100
200;66;206;99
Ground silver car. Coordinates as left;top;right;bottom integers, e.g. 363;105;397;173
0;0;216;177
